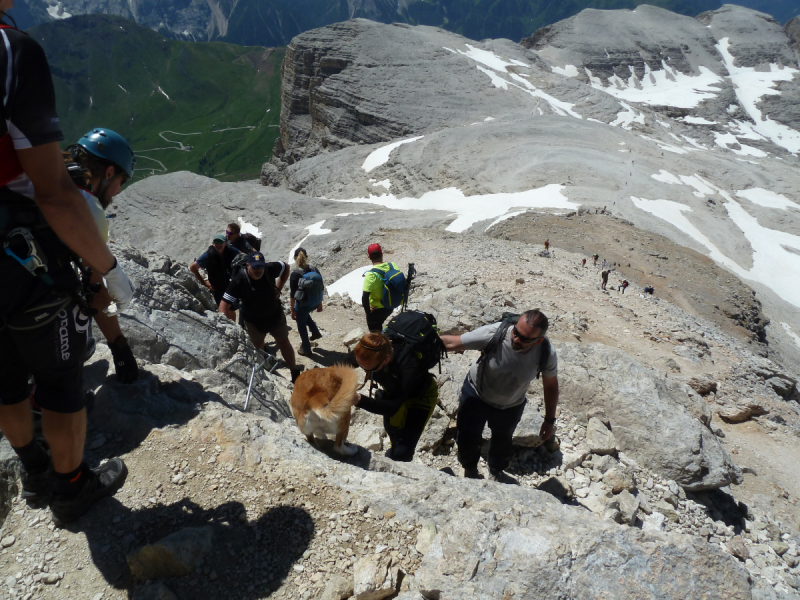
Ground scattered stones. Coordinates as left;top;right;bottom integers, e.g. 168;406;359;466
127;526;214;580
320;574;355;600
654;500;679;523
353;554;400;600
1;535;15;548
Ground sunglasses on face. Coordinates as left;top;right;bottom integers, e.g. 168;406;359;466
213;240;225;246
226;230;237;236
512;326;544;344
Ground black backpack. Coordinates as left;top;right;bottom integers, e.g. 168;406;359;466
243;232;261;251
475;313;551;392
383;310;447;373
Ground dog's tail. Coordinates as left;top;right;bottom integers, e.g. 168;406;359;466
313;364;359;421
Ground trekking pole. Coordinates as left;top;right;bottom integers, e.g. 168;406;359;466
403;262;416;312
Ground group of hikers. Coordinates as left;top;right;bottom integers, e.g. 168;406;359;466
0;3;558;533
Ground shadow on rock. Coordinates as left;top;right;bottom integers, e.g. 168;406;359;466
63;497;314;599
688;488;748;533
312;347;358;368
82;361;221;464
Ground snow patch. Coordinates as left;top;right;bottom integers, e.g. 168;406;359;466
716;38;800;154
327;265;372;302
331;185;579;233
237;218;262;239
373;180;391;190
781;323;800;349
611;102;645;129
713;132;768;157
551;65;579;78
651;170;682;185
589;61;723;109
736;188;800;211
157;86;170;101
682;116;716;125
485;210;527;231
362;136;424;173
288;220;333;262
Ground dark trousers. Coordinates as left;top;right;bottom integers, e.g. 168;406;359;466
366;307;393;333
456;378;525;473
295;302;321;353
384;378;438;462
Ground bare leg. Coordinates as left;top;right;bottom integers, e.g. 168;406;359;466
0;401;35;448
275;336;297;370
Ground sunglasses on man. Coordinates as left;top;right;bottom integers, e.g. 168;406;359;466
512;326;544;344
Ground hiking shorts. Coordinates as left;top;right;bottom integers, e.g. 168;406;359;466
245;311;291;347
0;300;89;413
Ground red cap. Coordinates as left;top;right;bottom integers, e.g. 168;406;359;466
367;243;382;257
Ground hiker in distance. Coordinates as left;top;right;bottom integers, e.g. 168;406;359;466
64;127;139;382
440;309;559;484
351;318;441;462
289;247;324;357
362;243;405;333
219;252;304;382
0;0;133;524
190;233;240;311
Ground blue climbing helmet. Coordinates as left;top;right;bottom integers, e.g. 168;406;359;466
76;128;135;178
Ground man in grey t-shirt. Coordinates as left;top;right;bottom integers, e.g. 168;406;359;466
440;309;559;483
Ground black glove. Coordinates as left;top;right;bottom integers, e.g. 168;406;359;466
109;335;139;383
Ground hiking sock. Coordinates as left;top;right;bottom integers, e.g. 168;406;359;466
52;463;88;499
13;439;50;474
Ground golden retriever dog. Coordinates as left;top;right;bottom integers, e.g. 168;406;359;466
290;365;359;456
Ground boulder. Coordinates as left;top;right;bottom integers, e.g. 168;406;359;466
727;537;750;562
512;403;545;447
558;343;741;491
353;554;400;600
586;417;617;455
719;401;769;423
344;328;365;349
688;377;718;396
353;425;384;452
536;476;574;502
602;468;636;494
127;526;214;581
320;574;355;600
616;490;640;525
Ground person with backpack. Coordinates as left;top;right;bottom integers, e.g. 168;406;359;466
0;2;132;524
352;312;444;462
219;252;303;382
362;243;406;333
226;221;260;254
440;310;558;483
289;247;323;357
190;233;240;308
63;128;139;383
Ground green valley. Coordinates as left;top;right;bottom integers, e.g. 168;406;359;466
30;14;283;182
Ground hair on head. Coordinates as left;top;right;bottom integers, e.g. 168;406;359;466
227;222;240;233
295;249;308;269
522;309;549;335
65;144;119;181
353;333;392;366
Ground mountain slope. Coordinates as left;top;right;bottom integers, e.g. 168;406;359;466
30;14;283;181
10;0;776;47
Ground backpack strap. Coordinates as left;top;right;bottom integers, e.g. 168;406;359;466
475;318;516;393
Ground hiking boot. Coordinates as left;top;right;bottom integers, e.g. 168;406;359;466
20;464;52;504
50;458;128;525
463;467;483;480
297;348;314;358
488;469;519;485
309;332;323;341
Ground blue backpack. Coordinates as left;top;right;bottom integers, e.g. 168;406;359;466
370;263;406;310
295;268;324;308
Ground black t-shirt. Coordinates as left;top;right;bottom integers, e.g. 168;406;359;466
228;237;253;254
222;262;286;324
0;25;64;198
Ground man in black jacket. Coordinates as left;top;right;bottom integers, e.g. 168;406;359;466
219;252;302;382
190;233;240;308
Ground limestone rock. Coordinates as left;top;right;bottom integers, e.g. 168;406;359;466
688;377;718;396
728;537;750;562
770;541;790;557
415;523;437;555
602;468;635;494
353;425;383;451
719;401;769;423
642;511;667;532
654;500;679;523
127;526;214;581
586;417;616;455
558;343;741;491
536;476;574;502
320;574;355;600
353;554;399;600
344;328;365;349
616;490;640;525
512;403;545;447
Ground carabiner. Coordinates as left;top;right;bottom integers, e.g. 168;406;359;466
3;227;48;276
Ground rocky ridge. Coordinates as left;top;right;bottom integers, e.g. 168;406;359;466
1;228;800;598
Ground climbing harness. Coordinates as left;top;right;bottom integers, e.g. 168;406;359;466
3;227;55;285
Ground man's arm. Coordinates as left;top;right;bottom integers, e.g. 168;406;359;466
16;142;114;274
276;261;289;294
190;261;212;289
440;334;465;353
218;299;236;321
539;375;559;442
